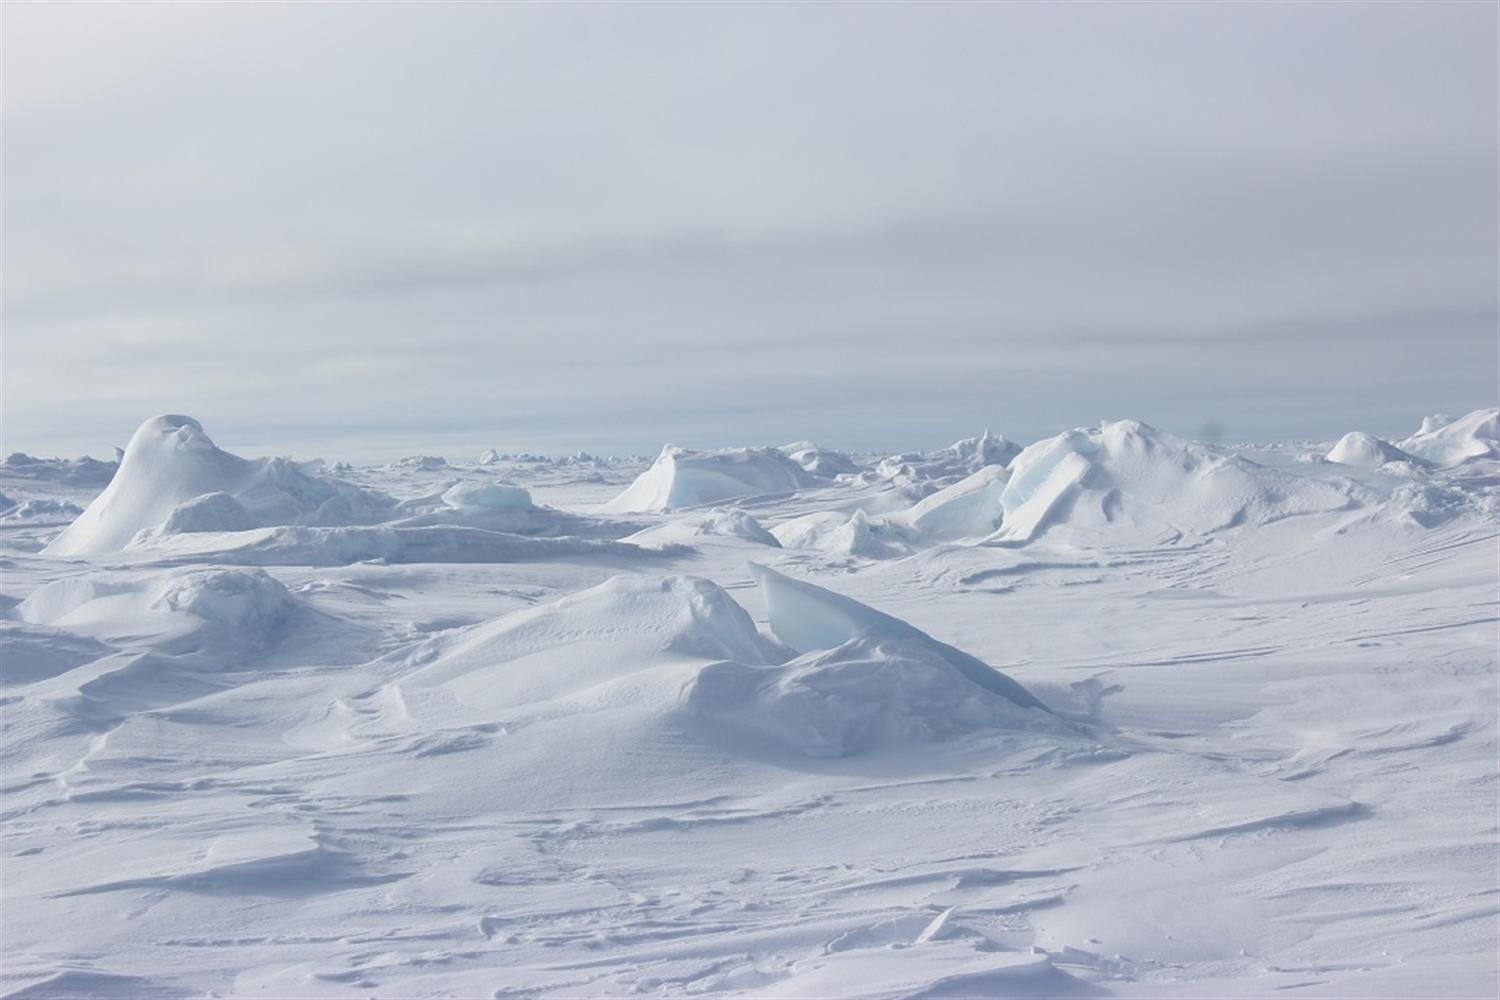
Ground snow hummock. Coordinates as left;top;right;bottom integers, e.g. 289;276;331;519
599;445;813;513
995;419;1355;543
160;491;260;534
771;509;910;559
941;429;1022;468
779;441;862;478
626;507;781;548
1325;432;1425;469
43;415;393;555
477;448;502;465
895;464;1010;542
18;567;297;645
747;563;1048;712
1397;407;1499;466
440;481;533;511
681;565;1055;756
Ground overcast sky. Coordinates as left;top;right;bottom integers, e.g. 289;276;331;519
4;2;1496;460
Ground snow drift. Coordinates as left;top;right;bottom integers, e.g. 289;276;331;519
993;419;1356;543
625;508;781;548
44;416;393;556
18;567;297;648
599;445;813;513
1397;408;1499;466
1325;432;1426;469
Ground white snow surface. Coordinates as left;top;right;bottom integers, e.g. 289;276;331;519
2;411;1497;998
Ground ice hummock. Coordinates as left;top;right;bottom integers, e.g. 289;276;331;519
1397;407;1499;466
994;419;1356;542
44;415;393;555
746;563;1048;712
1325;432;1426;469
599;444;813;513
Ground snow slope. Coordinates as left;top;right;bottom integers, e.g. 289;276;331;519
1326;431;1427;468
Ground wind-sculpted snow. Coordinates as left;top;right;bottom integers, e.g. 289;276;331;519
996;419;1358;542
18;567;297;648
1398;407;1499;466
625;507;781;548
44;415;393;555
2;412;1497;998
748;563;1049;713
599;444;813;513
1326;431;1427;468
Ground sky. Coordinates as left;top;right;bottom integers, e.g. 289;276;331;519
3;2;1496;461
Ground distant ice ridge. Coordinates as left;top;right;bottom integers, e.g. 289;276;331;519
44;415;394;556
1397;407;1499;466
599;445;813;513
625;507;781;548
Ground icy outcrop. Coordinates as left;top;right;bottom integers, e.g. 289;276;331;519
1325;432;1425;469
441;482;533;511
994;420;1356;543
780;441;862;478
599;445;813;513
895;464;1010;542
477;449;502;465
940;429;1022;468
1397;408;1499;466
43;415;394;556
626;508;781;548
771;510;909;559
390;455;449;471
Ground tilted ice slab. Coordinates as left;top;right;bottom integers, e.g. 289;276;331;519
1325;432;1427;469
1397;407;1499;466
599;445;813;513
44;415;393;556
994;419;1357;543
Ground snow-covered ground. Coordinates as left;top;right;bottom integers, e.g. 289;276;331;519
2;411;1496;998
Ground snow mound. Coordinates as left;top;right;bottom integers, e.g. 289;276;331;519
397;575;777;717
441;481;533;511
160;492;259;534
748;564;1047;711
780;441;862;477
599;445;813;513
17;567;296;645
626;507;781;548
1397;407;1499;466
2;498;84;521
894;464;1010;541
389;455;449;471
771;509;910;559
687;634;1054;757
681;565;1054;756
995;419;1356;543
1325;432;1426;469
941;429;1022;468
43;415;393;556
477;448;502;465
